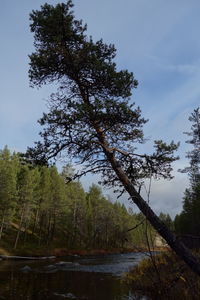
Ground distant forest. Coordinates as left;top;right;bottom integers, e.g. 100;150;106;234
0;146;161;251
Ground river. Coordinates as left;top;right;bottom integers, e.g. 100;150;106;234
0;252;148;300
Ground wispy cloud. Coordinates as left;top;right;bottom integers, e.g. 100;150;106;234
147;55;200;75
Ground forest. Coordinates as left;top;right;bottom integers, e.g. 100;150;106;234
0;146;158;253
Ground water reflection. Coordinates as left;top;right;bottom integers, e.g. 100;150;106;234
0;253;147;300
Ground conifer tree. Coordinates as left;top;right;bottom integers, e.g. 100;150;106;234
14;165;35;248
175;108;200;235
0;147;18;239
47;166;66;243
27;2;200;275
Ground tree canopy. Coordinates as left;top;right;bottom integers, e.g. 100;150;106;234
28;1;178;189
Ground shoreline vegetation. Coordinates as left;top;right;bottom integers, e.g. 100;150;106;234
0;246;169;259
124;251;200;299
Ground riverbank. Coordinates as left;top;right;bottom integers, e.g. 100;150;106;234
124;251;200;299
0;243;169;258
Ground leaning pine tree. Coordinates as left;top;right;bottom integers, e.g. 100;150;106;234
27;1;200;275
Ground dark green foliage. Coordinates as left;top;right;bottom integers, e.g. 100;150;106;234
27;1;179;196
29;2;136;96
175;108;200;236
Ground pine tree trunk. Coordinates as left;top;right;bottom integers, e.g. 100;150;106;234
46;212;52;245
74;88;200;276
14;205;25;249
0;211;5;240
32;208;39;236
107;150;200;276
38;214;44;246
72;203;77;247
23;217;30;245
88;117;200;275
50;212;56;243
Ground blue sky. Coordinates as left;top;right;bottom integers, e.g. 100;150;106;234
0;0;200;217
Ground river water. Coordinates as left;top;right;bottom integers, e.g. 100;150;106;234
0;252;148;300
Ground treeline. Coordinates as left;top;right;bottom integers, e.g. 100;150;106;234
175;108;200;236
175;176;200;235
0;146;152;250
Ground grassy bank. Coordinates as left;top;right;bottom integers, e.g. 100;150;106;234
124;251;200;299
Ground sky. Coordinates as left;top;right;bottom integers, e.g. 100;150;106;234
0;0;200;217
